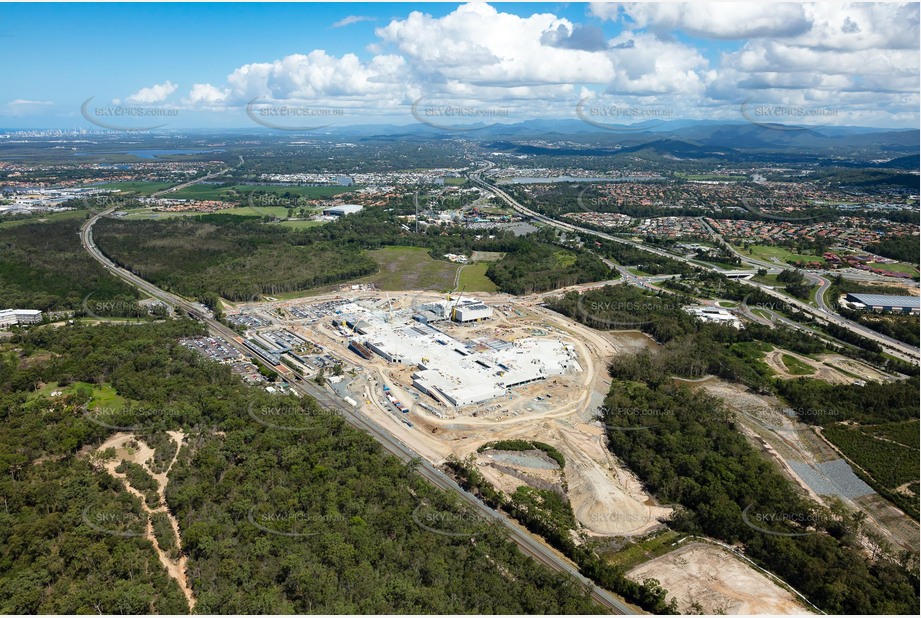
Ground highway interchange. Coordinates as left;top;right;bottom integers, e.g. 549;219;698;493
468;162;919;364
79;184;636;615
76;160;916;615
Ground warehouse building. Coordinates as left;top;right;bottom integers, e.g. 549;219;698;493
0;309;42;329
322;204;363;217
414;297;493;323
334;299;576;407
844;293;920;315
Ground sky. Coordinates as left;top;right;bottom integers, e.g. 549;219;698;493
1;1;918;130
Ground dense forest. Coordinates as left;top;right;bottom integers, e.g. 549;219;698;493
94;207;612;302
0;218;140;312
485;240;611;294
864;235;919;265
598;352;919;615
0;321;605;613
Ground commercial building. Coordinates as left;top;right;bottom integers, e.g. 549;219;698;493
0;309;42;328
844;293;920;314
322;204;363;217
414;297;493;323
453;303;492;322
684;306;742;328
335;300;577;407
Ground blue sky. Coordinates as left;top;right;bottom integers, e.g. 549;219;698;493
1;2;917;129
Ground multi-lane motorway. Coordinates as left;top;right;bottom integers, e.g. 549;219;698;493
468;163;919;364
79;205;635;615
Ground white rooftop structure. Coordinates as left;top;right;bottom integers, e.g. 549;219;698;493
339;300;577;407
323;204;363;216
684;306;742;329
0;309;42;328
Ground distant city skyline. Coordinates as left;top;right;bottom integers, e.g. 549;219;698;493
1;2;918;129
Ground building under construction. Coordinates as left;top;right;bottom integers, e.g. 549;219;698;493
332;298;577;408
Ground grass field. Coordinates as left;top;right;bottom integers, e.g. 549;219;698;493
170;184;358;201
736;244;826;266
458;262;499;292
780;353;816;376
121;206;294;220
274;220;327;229
27;380;126;409
599;529;685;571
352;246;461;291
867;261;919;275
0;209;86;228
95;181;174;195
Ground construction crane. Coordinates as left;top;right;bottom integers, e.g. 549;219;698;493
450;285;466;321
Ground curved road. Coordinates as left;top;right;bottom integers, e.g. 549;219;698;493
468;164;919;364
80;203;634;615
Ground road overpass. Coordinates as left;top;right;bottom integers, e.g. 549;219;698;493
468;164;919;364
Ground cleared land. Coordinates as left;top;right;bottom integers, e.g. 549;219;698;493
0;209;86;228
627;543;811;615
458;262;499;292
96;181;174;195
169;184;356;201
353;246;461;291
735;244;826;266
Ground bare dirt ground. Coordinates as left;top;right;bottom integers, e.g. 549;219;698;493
627;542;812;615
94;431;195;610
278;290;669;538
763;349;850;383
699;379;919;554
818;353;898;382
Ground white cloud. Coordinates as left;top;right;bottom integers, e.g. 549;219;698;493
9;99;53;106
332;15;375;28
125;80;178;104
600;3;812;39
173;2;917;127
183;83;230;106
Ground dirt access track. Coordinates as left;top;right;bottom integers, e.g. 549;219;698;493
94;431;195;610
628;542;814;614
263;289;670;538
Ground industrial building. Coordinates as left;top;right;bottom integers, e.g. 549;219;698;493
414;297;493;323
322;204;363;217
0;309;42;329
844;293;920;315
335;300;577;407
684;306;743;328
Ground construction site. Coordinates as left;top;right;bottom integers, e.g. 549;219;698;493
228;289;671;539
223;289;901;614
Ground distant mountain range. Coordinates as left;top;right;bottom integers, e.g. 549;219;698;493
324;119;919;161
